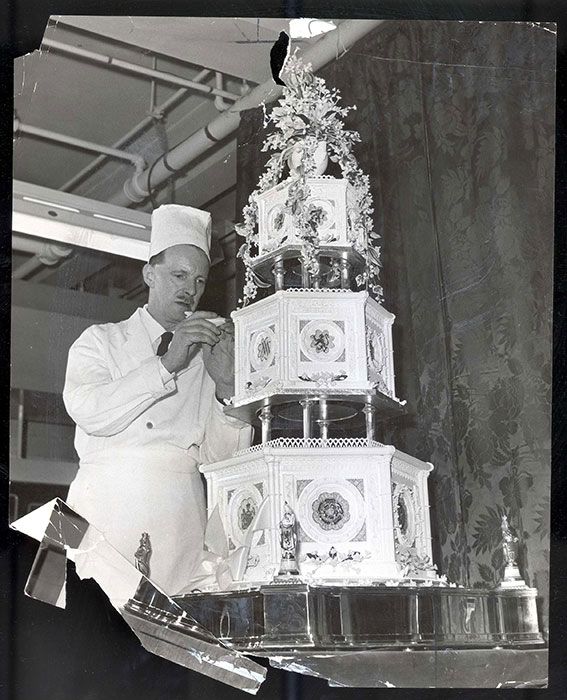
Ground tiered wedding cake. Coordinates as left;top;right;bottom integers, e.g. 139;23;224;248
129;57;542;657
199;57;440;588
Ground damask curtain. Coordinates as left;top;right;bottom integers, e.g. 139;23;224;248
235;21;555;632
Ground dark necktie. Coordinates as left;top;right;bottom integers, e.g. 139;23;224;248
156;331;173;357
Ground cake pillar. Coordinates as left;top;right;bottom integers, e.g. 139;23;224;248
313;257;321;289
301;261;309;288
363;396;376;444
259;400;272;444
272;257;285;291
301;397;314;440
340;252;350;289
318;396;329;442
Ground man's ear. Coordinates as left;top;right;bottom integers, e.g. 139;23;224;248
142;263;155;288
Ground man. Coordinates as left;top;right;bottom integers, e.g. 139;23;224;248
63;204;252;595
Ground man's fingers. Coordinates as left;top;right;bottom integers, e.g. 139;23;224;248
185;310;219;320
177;320;222;338
188;332;219;346
189;327;222;345
177;318;223;335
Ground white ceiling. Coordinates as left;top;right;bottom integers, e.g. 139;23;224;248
55;16;314;83
14;17;341;212
11;16;344;299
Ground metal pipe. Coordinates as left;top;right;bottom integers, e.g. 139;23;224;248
12;255;42;280
149;56;158;113
14;258;45;281
214;72;230;112
14;257;50;280
110;19;385;206
13;240;73;280
14;119;146;172
12;234;49;255
43;39;240;102
61;69;211;192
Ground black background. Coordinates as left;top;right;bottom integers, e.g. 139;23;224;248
1;2;566;699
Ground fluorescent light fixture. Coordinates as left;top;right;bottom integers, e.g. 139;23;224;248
93;213;147;229
22;196;80;213
12;211;150;261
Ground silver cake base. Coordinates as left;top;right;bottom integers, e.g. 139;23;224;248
125;581;543;653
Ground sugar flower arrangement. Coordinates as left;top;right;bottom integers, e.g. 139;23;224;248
236;53;383;306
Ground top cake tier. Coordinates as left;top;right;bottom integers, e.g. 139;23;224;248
252;175;364;265
236;56;383;306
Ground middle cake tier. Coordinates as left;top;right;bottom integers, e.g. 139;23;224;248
230;289;403;410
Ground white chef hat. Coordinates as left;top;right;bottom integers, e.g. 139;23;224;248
149;204;211;261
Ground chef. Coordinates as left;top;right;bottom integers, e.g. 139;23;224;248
63;204;252;595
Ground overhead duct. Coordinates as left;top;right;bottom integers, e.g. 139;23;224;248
61;69;211;193
13;119;146;173
12;239;73;280
13;234;55;256
42;39;241;103
110;19;384;207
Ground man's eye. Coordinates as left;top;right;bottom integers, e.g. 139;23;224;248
174;273;184;279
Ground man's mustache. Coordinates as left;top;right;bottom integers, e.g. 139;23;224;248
176;294;195;304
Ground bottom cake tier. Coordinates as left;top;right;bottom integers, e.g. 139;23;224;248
199;438;438;589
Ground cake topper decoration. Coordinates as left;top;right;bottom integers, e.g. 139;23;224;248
236;53;383;306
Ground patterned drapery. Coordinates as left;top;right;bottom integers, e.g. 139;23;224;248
235;21;554;632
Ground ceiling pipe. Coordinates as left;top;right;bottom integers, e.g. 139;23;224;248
14;119;146;173
61;69;211;192
214;72;230;112
13;234;50;256
110;19;384;207
149;56;158;114
42;39;241;102
12;239;73;280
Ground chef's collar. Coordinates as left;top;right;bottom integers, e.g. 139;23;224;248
140;305;169;348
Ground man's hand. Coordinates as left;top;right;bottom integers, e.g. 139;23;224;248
160;311;222;374
202;321;236;400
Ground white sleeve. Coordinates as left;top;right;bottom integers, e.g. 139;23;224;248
63;326;176;437
199;393;253;465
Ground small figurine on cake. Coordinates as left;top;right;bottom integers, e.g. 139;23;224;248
276;502;300;577
497;513;528;589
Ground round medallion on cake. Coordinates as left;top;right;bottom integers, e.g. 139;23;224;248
227;485;263;546
392;484;419;549
250;327;276;371
312;491;350;530
297;479;365;544
299;320;345;363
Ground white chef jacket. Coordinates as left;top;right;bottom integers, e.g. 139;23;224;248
63;306;252;594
